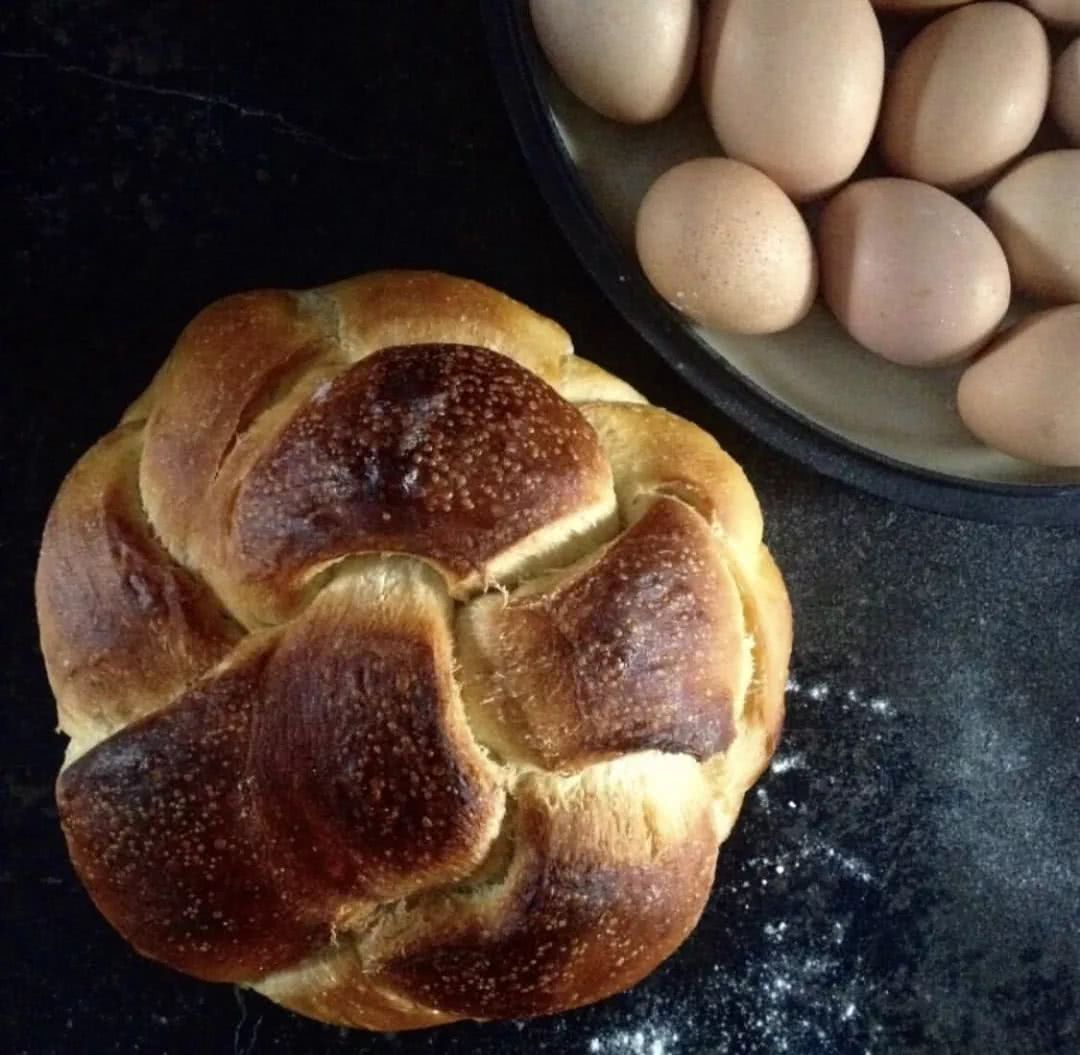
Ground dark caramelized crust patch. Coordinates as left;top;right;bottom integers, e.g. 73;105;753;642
248;563;503;904
57;560;502;981
35;425;240;745
228;344;611;597
369;756;718;1020
459;497;748;769
56;652;326;982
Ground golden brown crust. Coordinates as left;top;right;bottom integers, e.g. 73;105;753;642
39;270;791;1030
56;648;326;982
247;561;504;904
324;271;572;385
255;944;459;1031
458;497;749;770
366;755;718;1021
35;424;240;752
57;560;502;982
218;344;614;620
742;545;792;756
579;402;764;562
140;289;338;562
556;355;648;404
578;401;788;753
703;544;792;818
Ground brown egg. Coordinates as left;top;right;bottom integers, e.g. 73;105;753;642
958;306;1080;466
871;1;969;10
818;179;1012;366
984;151;1080;304
879;2;1051;192
1024;0;1080;29
1052;39;1080;145
635;158;817;335
700;0;884;202
530;0;698;124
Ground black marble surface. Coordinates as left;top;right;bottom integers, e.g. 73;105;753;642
2;2;1078;1053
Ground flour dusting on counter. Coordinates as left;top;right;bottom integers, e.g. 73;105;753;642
581;673;899;1055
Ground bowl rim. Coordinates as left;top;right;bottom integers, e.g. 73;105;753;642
483;1;1080;527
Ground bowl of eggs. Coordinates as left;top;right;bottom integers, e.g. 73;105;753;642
485;0;1080;524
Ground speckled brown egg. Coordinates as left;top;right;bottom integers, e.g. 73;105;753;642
984;150;1080;304
880;2;1051;192
530;0;699;123
818;178;1012;366
701;0;884;202
635;157;818;335
1052;39;1080;145
958;305;1080;466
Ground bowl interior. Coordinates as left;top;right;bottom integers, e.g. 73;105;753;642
542;69;1080;490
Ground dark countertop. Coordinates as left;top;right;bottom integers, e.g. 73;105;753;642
2;3;1077;1053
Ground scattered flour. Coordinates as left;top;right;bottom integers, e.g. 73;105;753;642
580;674;896;1055
788;676;895;720
587;1026;680;1054
769;752;806;775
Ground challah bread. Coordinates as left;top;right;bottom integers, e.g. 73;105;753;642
36;271;791;1029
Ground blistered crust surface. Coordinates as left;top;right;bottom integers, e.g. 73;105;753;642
36;271;791;1028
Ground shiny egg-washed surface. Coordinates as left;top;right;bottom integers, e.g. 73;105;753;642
35;271;791;1029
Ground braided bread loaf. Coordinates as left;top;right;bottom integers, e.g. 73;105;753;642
36;272;790;1029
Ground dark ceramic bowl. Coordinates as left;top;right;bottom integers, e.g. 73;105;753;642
484;2;1080;526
